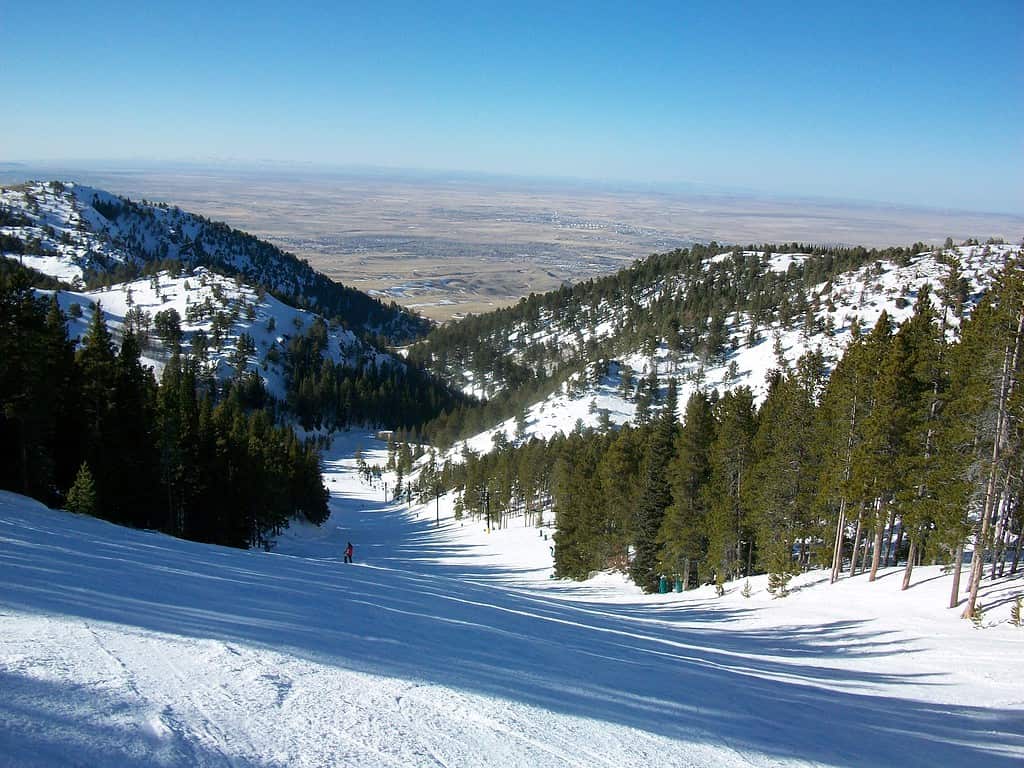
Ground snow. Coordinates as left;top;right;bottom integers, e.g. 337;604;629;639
456;372;637;459
2;434;1023;767
16;255;84;283
3;182;1024;763
709;250;809;273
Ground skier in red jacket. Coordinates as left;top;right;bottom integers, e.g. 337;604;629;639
344;542;354;564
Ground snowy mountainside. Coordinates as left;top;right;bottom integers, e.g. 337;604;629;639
420;242;1018;453
0;180;429;341
49;266;383;400
1;434;1022;768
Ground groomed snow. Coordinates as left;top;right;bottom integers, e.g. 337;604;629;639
2;435;1022;767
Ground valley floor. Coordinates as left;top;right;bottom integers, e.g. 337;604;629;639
1;435;1022;767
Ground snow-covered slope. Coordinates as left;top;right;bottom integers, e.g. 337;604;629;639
2;436;1022;767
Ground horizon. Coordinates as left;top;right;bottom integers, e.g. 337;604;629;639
4;158;1024;225
1;1;1021;216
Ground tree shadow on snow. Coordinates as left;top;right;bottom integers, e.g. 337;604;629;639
2;500;1023;768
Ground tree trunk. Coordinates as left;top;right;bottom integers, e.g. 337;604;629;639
1007;464;1024;575
1011;521;1023;575
832;391;859;582
949;542;964;609
19;425;29;496
891;524;905;567
849;513;864;576
869;502;885;582
991;473;1013;579
962;500;994;619
996;525;1008;578
831;500;847;583
901;540;917;590
859;527;872;575
882;508;898;566
991;523;1005;580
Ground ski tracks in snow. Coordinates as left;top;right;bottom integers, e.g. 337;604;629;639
83;623;250;767
3;612;724;767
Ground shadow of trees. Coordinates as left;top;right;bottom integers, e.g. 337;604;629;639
2;491;1023;767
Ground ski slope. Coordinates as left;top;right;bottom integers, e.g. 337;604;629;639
2;435;1023;767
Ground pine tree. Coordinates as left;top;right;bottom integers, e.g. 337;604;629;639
705;387;756;581
66;462;97;516
935;300;995;608
157;353;201;537
750;372;818;595
629;380;678;591
957;260;1023;619
597;425;643;569
892;287;946;589
0;275;78;502
75;304;120;519
844;313;894;577
552;435;604;578
43;296;77;493
817;332;875;582
858;321;912;582
657;391;714;587
109;330;159;526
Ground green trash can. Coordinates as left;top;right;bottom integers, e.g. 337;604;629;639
674;577;683;593
658;575;668;594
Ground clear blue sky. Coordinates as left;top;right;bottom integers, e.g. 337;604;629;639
1;0;1021;213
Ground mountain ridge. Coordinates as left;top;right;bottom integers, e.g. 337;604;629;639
411;239;1018;449
0;181;464;436
0;180;430;343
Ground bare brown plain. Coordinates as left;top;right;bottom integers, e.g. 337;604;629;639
9;166;1021;322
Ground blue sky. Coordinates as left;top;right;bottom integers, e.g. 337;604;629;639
1;0;1021;213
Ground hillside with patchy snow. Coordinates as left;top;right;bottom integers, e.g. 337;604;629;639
46;266;382;401
419;242;1018;451
1;435;1022;767
0;180;462;416
0;180;429;341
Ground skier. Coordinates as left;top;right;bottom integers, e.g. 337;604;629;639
344;541;354;564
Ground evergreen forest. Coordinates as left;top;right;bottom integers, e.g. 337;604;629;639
0;267;329;549
410;241;956;447
434;259;1023;620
